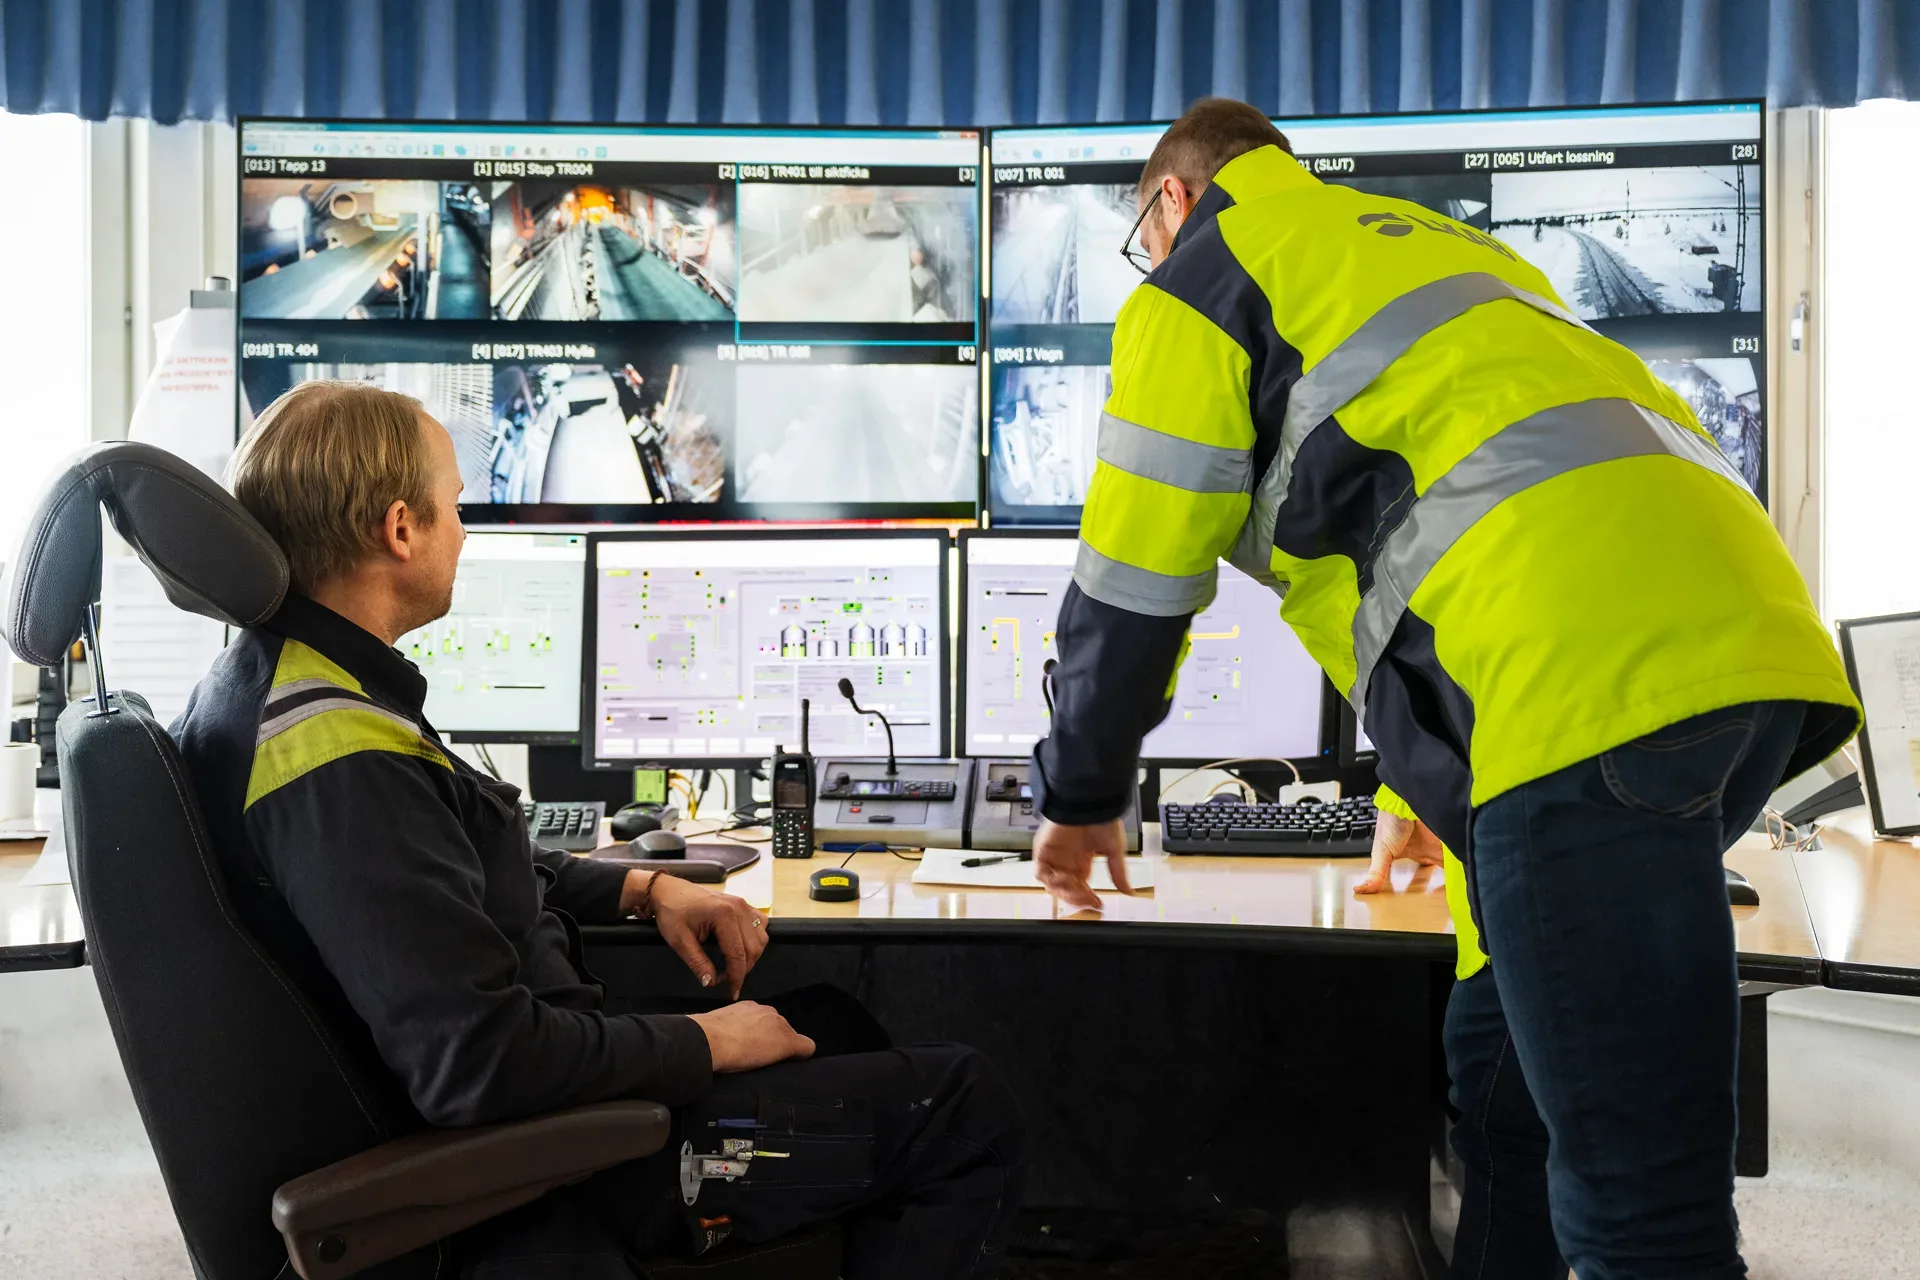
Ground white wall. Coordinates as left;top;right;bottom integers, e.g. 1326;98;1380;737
1822;99;1920;623
89;119;238;447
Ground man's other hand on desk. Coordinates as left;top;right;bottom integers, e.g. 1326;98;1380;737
1353;812;1446;894
623;870;770;998
1034;818;1131;911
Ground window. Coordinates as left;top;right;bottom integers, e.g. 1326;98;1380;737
1823;99;1920;623
0;111;90;575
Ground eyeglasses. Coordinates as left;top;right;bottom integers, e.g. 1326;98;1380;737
1120;189;1161;276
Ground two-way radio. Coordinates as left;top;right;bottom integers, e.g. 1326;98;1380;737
770;698;815;859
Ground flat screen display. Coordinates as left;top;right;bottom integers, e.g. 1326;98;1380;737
238;120;984;522
986;102;1767;523
396;532;585;742
957;532;1322;763
586;531;949;767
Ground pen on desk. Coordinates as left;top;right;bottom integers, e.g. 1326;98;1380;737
820;842;920;853
960;853;1032;868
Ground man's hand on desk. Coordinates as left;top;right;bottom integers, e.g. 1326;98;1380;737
624;871;770;999
688;1001;816;1073
1353;812;1446;894
1034;818;1131;911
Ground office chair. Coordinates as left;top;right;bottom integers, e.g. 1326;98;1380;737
1;442;839;1280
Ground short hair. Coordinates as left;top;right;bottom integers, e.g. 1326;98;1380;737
229;381;440;594
1138;97;1293;203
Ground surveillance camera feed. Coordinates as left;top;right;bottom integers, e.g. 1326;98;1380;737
987;102;1769;521
735;363;978;508
241;179;491;320
238;121;982;521
738;184;976;334
1491;166;1760;318
489;181;735;321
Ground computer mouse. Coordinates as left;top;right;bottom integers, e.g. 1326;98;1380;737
611;803;676;841
636;829;687;858
809;867;860;901
1725;867;1760;907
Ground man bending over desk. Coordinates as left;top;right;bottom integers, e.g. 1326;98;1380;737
173;381;1022;1276
1030;99;1859;1279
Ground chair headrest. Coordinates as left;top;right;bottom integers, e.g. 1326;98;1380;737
4;442;289;669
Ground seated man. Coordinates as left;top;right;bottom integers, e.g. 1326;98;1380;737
173;381;1023;1276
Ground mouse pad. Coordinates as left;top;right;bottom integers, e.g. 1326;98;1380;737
589;843;761;877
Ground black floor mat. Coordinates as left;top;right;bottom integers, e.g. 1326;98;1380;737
1000;1207;1291;1279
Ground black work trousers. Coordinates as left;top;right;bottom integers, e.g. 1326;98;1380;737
581;985;1026;1279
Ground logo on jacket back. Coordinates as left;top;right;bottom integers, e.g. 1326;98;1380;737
1358;211;1516;262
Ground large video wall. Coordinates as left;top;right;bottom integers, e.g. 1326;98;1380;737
237;121;982;522
986;103;1767;523
238;104;1767;527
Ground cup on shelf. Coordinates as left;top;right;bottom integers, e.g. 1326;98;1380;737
0;741;38;823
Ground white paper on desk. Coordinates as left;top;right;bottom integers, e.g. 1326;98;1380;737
19;811;69;886
910;847;1156;891
100;556;228;727
128;305;240;482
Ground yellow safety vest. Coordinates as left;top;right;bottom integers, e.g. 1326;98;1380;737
1079;144;1859;950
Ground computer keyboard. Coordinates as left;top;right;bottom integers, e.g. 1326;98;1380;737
521;800;606;852
1161;795;1378;856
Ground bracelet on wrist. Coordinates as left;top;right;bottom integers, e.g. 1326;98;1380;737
628;869;658;920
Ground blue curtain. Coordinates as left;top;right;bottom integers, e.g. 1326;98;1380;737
3;0;1916;125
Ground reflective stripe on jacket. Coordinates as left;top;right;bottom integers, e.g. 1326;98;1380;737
1036;143;1858;869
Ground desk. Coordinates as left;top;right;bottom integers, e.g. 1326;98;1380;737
0;818;1823;982
590;825;1823;985
581;822;1818;1210
0;841;85;973
1792;806;1920;997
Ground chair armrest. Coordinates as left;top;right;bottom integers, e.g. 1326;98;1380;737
272;1099;672;1280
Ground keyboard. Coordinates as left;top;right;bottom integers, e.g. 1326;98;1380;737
521;800;606;852
1161;795;1379;856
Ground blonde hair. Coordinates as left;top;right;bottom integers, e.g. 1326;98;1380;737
229;381;439;594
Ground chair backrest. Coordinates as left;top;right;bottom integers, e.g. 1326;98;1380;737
5;443;440;1279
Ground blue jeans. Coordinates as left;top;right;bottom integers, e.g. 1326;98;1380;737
1447;701;1806;1280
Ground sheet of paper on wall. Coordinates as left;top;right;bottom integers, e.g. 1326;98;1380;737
99;556;227;727
128;303;239;482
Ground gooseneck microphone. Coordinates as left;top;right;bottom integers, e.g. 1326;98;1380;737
836;677;898;776
1042;658;1059;718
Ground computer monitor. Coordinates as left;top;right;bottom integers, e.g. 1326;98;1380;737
957;530;1323;764
987;102;1766;522
584;530;950;769
396;532;586;743
237;119;984;522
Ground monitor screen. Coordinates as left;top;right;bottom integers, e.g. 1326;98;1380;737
958;533;1323;762
237;120;984;522
987;102;1766;523
586;532;949;767
397;532;586;742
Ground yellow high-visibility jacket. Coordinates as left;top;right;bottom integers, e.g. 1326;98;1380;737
1032;144;1859;954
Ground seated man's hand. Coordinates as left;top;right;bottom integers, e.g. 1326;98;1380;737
688;1001;816;1073
1354;811;1445;894
629;872;770;998
1033;817;1130;912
